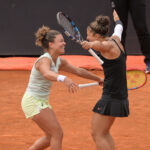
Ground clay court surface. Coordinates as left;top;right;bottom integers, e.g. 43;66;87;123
0;56;150;150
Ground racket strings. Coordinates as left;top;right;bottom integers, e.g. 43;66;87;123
57;12;83;42
127;70;147;89
58;15;75;34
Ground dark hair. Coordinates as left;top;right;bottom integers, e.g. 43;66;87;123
35;25;61;49
88;15;110;37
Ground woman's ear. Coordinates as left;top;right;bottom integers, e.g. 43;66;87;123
95;33;101;39
48;42;52;48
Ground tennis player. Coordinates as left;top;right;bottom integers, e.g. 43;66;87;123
21;26;103;150
81;10;129;150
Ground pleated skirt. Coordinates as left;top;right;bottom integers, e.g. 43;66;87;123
93;95;129;117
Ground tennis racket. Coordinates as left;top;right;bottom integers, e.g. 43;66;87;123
126;69;147;90
56;12;104;65
78;82;99;88
78;69;147;90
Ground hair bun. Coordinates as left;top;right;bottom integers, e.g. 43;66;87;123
35;25;51;47
96;16;109;26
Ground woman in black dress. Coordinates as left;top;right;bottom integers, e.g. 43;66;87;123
81;10;129;150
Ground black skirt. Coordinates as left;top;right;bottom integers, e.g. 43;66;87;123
93;95;129;117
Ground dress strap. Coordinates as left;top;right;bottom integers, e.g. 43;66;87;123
111;38;124;53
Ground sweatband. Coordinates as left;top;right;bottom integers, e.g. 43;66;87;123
112;20;123;41
115;20;123;25
57;75;66;82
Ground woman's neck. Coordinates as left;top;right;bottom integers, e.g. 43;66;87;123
98;36;109;42
48;51;59;63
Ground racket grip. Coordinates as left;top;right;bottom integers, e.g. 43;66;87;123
78;82;99;88
88;49;104;65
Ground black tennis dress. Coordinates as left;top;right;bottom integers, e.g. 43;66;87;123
93;39;129;117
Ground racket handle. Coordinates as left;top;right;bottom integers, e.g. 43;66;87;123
78;82;99;88
88;49;104;65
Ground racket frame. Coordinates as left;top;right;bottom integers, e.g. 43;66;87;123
126;69;147;90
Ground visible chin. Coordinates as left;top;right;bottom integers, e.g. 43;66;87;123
60;50;65;55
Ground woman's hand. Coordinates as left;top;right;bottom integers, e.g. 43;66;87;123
81;41;93;50
99;78;104;86
64;77;79;93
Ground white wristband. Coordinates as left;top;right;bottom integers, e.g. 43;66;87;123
112;24;123;41
57;75;66;82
